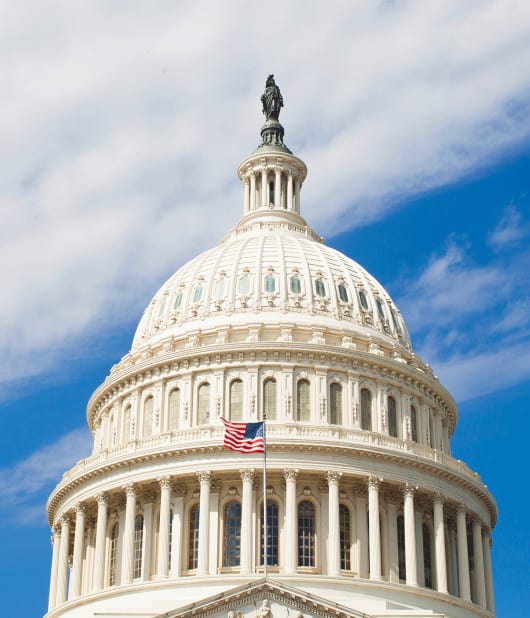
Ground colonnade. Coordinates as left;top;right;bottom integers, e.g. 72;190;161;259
242;163;302;215
48;471;495;614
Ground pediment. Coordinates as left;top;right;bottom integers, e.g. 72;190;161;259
157;578;375;618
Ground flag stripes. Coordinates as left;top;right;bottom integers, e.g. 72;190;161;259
220;418;265;453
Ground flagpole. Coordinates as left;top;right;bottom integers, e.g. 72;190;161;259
263;413;268;578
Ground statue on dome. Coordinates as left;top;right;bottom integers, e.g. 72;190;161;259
261;75;283;121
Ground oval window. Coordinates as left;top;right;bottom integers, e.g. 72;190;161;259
290;276;301;294
338;283;349;303
359;290;369;310
315;278;326;297
265;275;276;293
238;276;250;295
192;285;203;304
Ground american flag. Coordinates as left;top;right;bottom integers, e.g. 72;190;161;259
220;418;265;453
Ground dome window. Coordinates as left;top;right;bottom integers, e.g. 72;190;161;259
192;284;203;304
224;501;242;567
376;298;386;320
290;275;301;294
359;289;369;310
315;278;326;297
230;379;243;421
338;283;349;303
173;291;183;311
213;278;226;300
264;275;276;293
188;505;200;570
238;275;250;295
388;395;398;438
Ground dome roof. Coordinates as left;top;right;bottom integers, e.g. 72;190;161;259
132;222;411;351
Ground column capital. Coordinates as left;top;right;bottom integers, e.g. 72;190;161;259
456;503;468;516
403;483;418;498
197;470;212;485
52;524;61;536
433;492;445;505
368;475;383;490
158;476;172;490
75;503;87;516
240;468;255;482
60;514;71;527
327;470;342;485
96;492;108;506
124;483;136;497
283;468;299;482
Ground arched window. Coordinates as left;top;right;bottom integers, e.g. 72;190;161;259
109;522;119;586
223;501;241;567
339;504;351;570
329;382;342;425
188;505;200;570
192;284;203;304
263;378;277;421
143;396;153;438
410;405;418;442
230;379;243;421
260;500;279;566
358;289;369;310
197;383;210;425
173;291;183;311
388;395;398;437
298;501;315;567
123;404;131;441
213;278;226;300
238;275;250;295
423;523;433;588
296;379;310;422
397;515;406;581
428;412;435;448
133;515;144;579
168;388;180;432
361;388;372;431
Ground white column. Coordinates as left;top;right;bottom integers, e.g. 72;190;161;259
141;495;154;581
456;505;471;601
434;495;448;594
472;518;487;608
368;477;382;580
157;477;172;578
197;471;212;575
274;167;281;208
170;486;185;578
355;484;369;578
287;172;293;210
250;172;256;210
386;492;399;583
483;528;495;612
93;494;108;591
69;504;86;599
327;471;341;576
121;483;137;585
403;485;418;586
48;526;61;610
283;469;298;574
56;515;71;605
83;518;96;595
294;178;301;213
244;177;250;213
261;168;268;208
240;469;255;575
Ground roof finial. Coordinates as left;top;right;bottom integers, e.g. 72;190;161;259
257;75;291;153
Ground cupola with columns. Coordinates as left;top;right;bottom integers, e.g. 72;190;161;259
45;76;497;618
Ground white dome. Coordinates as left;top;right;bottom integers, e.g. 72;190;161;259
132;223;411;352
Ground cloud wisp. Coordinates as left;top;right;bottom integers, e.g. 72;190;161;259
2;1;530;394
0;427;92;526
398;205;530;402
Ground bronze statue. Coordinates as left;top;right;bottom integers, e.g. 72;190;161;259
261;75;283;121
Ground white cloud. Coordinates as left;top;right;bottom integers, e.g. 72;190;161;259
489;204;530;249
0;427;92;525
2;1;530;393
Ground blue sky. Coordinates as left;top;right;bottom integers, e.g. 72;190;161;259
1;2;530;616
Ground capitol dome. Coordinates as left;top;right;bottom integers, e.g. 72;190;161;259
46;77;496;618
